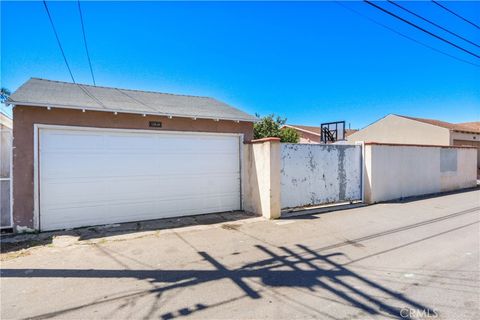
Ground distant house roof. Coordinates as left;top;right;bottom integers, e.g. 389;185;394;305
397;115;480;134
457;121;480;132
284;124;321;135
284;124;358;137
7;78;257;122
344;129;358;137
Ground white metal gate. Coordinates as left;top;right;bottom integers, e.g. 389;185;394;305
281;144;362;209
0;128;13;229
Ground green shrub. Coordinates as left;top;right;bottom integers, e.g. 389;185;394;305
253;114;299;143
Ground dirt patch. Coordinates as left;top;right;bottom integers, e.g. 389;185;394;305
1;237;53;255
221;223;241;230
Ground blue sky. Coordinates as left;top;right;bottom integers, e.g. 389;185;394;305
1;1;479;128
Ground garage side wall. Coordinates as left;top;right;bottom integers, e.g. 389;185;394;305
13;105;254;230
364;143;477;203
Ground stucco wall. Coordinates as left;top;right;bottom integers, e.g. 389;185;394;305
0;113;12;129
280;144;362;208
451;132;480;170
348;115;451;145
364;143;477;203
450;131;480;144
243;138;281;219
13;105;254;230
298;131;321;144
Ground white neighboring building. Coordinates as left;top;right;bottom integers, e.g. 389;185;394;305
0;112;12;129
347;114;480;175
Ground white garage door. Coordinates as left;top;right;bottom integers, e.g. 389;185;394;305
38;127;241;231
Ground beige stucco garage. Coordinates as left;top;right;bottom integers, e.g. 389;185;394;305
8;78;256;231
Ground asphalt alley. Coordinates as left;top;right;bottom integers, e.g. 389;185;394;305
1;189;479;320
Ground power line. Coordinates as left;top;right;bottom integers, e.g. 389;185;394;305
335;1;480;68
364;0;480;60
432;1;480;30
78;84;105;108
77;0;96;86
388;0;480;49
42;0;76;83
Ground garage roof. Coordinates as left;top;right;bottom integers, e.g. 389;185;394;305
8;78;257;122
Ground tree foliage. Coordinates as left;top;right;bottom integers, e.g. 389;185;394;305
280;127;300;143
254;114;300;143
0;88;11;103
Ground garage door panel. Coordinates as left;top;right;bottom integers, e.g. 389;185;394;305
39;128;241;231
152;135;238;153
42;131;240;154
40;153;111;178
41;192;240;230
42;192;240;231
154;154;239;174
104;132;238;154
42;189;240;212
41;173;240;207
41;152;240;179
41;131;105;150
104;134;157;150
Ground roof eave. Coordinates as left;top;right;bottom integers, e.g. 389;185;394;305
451;129;480;134
9;100;259;123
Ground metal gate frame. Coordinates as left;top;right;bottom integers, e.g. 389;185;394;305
356;141;365;204
0;127;13;229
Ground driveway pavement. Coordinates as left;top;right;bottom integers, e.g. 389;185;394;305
1;189;479;320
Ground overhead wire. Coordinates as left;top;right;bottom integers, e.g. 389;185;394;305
432;0;480;30
387;0;480;49
334;1;480;68
43;0;76;83
77;0;96;86
364;0;480;60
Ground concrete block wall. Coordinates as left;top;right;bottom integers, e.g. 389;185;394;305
243;140;477;219
364;143;477;203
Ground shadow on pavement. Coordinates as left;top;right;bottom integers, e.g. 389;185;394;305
2;243;436;320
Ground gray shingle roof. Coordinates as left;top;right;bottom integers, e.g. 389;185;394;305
8;78;257;122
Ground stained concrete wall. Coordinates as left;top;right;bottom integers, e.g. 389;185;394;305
364;143;477;203
347;114;451;145
281;144;362;208
243;138;281;219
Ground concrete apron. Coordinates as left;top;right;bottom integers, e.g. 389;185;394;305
0;211;262;253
